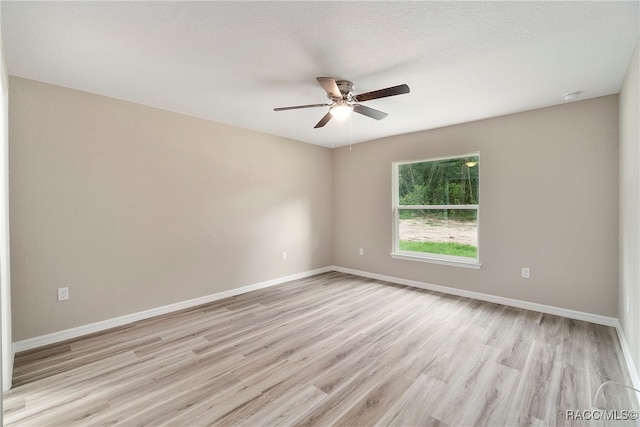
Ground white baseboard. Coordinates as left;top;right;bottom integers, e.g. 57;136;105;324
13;266;332;353
614;321;640;406
11;264;640;408
13;264;634;389
332;266;618;327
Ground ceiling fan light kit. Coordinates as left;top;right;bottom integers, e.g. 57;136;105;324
329;100;353;120
274;77;410;128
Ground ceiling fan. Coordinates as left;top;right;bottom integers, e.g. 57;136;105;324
274;77;410;128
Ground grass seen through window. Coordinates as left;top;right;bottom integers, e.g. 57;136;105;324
399;240;477;258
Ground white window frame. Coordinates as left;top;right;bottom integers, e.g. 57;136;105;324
391;153;481;269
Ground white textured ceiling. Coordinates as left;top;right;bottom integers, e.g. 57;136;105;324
2;1;639;147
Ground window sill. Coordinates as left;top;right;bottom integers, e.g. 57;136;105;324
390;252;482;269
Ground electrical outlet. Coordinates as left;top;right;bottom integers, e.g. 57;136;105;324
282;251;287;261
521;268;530;279
359;248;364;256
57;287;69;301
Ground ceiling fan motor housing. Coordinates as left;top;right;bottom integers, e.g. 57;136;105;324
334;80;354;100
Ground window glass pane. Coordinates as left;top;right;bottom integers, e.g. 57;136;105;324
398;156;479;205
398;209;478;258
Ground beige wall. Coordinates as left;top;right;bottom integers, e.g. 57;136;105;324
9;77;333;341
619;38;640;372
333;96;619;317
8;75;625;342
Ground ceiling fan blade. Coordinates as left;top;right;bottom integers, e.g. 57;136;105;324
314;111;333;128
316;77;342;99
353;104;388;120
274;103;330;111
353;84;410;103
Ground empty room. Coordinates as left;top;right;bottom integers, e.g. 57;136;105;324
0;1;639;426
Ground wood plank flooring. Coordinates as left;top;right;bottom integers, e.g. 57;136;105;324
3;272;639;426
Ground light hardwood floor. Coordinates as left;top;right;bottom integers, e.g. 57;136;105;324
3;272;639;426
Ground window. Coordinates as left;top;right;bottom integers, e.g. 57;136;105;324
391;153;480;268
